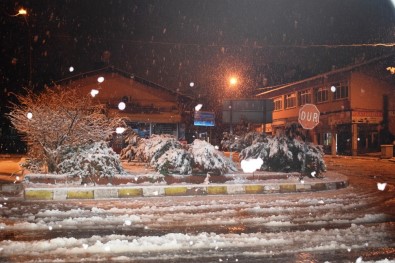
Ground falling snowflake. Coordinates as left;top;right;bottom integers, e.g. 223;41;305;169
377;182;387;191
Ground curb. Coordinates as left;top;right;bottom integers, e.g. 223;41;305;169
22;178;349;201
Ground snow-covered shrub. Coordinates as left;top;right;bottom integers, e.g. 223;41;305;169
190;139;237;175
221;131;266;152
57;141;123;178
119;129;144;161
121;134;237;175
239;135;326;177
20;158;44;173
154;148;193;175
134;134;183;163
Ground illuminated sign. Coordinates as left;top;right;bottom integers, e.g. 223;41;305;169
194;111;215;127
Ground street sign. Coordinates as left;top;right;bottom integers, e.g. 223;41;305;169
298;104;320;129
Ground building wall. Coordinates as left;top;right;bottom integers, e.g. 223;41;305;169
350;72;391;110
258;69;394;155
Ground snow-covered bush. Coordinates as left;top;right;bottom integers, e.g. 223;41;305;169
119;129;144;161
134;134;183;163
240;135;326;177
154;148;193;175
57;141;123;178
189;139;237;175
221;131;266;152
121;134;236;175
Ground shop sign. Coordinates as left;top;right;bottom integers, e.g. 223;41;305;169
352;111;382;124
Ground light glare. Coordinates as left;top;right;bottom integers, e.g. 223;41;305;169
26;112;33;119
229;77;238;86
97;76;104;83
330;86;336;92
18;8;27;15
69;66;74;72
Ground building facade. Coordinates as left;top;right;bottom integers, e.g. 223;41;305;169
256;55;395;156
56;67;193;152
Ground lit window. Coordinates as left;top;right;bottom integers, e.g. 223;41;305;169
284;93;296;109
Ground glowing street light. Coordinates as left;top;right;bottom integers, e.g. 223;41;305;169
97;76;105;83
330;86;336;92
17;8;27;16
229;76;238;86
26;112;33;119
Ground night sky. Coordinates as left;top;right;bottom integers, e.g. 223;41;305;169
1;0;394;109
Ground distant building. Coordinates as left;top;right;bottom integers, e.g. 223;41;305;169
256;54;395;156
55;67;193;152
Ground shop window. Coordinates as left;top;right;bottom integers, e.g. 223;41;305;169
332;82;348;100
298;89;312;106
315;87;328;103
284;93;296;109
273;97;283;111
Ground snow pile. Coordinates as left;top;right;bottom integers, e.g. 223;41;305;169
57;141;123;178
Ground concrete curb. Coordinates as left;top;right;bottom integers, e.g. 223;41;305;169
21;178;349;201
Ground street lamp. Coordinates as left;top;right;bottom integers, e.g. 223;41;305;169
15;7;32;88
227;75;239;134
17;8;27;16
229;76;238;86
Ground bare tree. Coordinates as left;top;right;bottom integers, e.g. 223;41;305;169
8;86;118;172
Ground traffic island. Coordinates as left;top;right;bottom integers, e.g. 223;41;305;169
21;171;349;201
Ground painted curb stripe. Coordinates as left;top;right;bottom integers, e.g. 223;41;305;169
280;184;297;193
165;187;188;196
207;186;227;195
245;185;264;194
21;179;349;200
25;190;53;200
118;188;143;197
67;190;94;199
